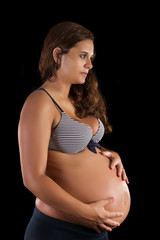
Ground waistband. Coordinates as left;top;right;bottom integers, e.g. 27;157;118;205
33;206;107;238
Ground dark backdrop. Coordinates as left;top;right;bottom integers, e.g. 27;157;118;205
4;3;154;239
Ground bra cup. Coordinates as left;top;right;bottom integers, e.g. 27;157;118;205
49;113;93;154
49;113;104;154
92;119;105;143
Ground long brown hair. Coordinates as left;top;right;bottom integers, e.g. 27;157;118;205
39;22;112;134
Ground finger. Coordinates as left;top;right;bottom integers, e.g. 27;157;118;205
93;225;102;233
110;158;120;169
107;211;124;219
122;169;129;184
99;223;112;232
122;168;126;180
116;164;123;177
104;218;120;228
126;176;129;184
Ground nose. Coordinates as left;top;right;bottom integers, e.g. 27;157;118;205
84;58;93;70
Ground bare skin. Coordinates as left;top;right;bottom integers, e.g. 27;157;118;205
18;40;130;233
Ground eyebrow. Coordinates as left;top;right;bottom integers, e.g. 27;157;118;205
79;51;96;58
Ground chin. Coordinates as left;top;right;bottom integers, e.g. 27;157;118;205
76;76;87;85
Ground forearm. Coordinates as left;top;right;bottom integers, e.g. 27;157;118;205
26;174;87;218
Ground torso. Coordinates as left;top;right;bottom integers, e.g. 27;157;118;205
35;87;131;224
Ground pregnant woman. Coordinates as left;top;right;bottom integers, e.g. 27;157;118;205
18;22;130;240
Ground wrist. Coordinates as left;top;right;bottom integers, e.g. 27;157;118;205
78;202;95;221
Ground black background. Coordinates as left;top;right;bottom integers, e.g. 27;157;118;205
3;2;156;239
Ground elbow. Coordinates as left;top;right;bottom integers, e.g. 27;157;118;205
22;175;38;193
23;176;34;192
22;176;29;189
22;173;45;196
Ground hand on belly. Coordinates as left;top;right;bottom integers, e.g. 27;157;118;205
51;153;131;225
46;149;131;225
85;168;131;225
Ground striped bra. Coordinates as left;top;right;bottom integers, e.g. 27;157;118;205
38;88;105;154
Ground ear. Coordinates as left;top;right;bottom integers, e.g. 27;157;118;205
53;47;62;64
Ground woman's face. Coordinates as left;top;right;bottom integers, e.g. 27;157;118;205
58;39;94;84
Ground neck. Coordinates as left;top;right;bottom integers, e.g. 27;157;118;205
43;77;71;99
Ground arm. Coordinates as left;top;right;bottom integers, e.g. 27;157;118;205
18;91;123;232
100;147;129;184
18;92;84;217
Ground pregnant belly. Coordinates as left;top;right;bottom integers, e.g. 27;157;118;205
37;150;131;225
58;156;130;224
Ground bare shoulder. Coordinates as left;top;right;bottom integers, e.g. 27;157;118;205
19;89;56;124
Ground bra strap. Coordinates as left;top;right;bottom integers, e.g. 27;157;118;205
38;88;64;112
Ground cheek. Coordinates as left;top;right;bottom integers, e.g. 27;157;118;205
62;56;73;69
61;56;81;74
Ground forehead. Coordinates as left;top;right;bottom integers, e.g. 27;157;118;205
72;39;94;55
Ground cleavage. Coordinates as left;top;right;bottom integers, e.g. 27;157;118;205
54;101;100;136
69;114;100;136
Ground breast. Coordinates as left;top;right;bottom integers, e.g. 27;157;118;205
47;148;131;224
49;112;92;153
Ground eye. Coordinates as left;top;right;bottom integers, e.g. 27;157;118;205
80;54;86;59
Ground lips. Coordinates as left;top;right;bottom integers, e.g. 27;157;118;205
80;72;88;76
